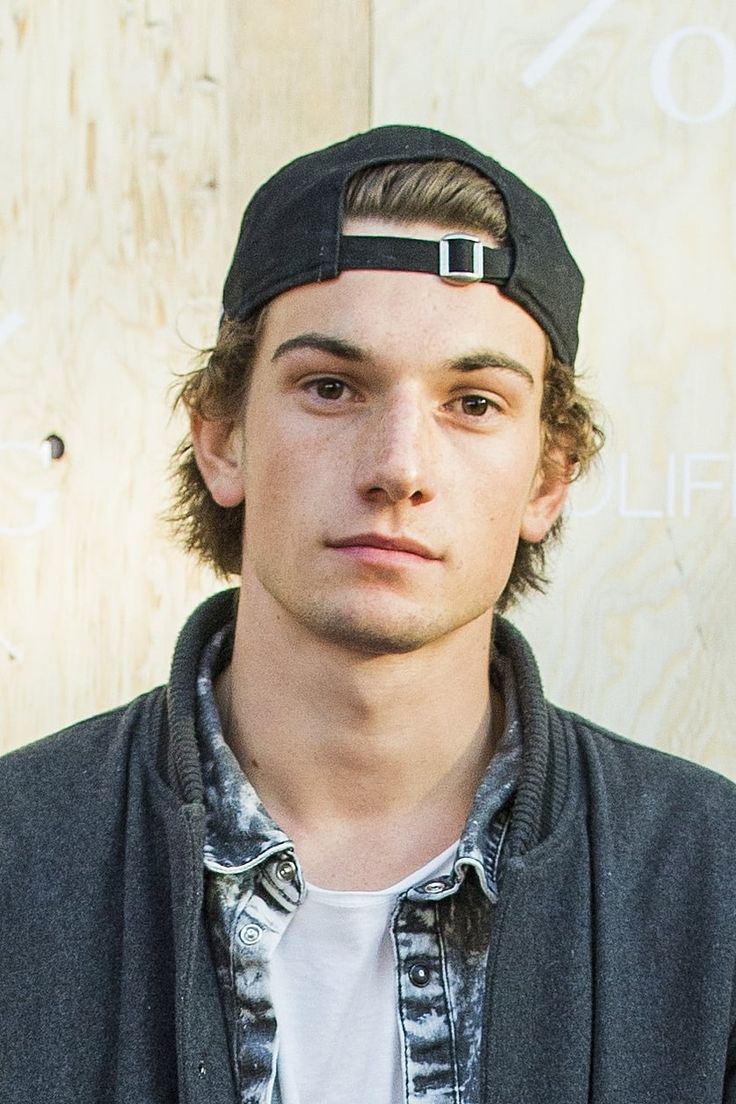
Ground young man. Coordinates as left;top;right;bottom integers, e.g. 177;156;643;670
2;126;735;1104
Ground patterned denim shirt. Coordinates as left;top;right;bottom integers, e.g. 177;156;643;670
197;623;522;1104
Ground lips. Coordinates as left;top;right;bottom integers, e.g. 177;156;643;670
327;534;439;559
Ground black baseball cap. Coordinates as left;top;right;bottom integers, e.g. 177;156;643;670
222;125;583;365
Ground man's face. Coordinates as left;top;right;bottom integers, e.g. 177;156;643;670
213;220;566;655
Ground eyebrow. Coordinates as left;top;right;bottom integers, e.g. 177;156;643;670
445;351;535;387
272;333;366;363
271;332;535;387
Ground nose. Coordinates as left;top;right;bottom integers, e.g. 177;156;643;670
354;385;437;506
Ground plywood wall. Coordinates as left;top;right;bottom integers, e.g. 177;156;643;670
2;1;735;777
0;0;370;746
370;0;736;774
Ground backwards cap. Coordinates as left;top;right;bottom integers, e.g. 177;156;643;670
222;125;583;365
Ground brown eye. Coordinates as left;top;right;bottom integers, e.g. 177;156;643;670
314;379;345;400
460;395;491;416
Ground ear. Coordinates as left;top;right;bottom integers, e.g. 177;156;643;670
520;450;569;543
190;412;245;508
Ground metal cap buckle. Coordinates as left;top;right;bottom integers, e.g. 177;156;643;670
438;233;484;284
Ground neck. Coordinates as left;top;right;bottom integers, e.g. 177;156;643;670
216;580;502;888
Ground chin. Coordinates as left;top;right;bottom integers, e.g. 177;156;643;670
299;603;477;657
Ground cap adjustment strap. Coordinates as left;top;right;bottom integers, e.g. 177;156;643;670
338;233;512;287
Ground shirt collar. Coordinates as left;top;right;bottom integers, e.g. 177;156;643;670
198;624;293;874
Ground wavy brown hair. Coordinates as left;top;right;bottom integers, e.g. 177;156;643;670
169;160;604;611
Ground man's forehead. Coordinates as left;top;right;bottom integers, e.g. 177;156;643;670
257;264;548;385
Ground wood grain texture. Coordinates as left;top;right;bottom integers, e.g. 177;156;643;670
372;0;736;775
0;0;370;750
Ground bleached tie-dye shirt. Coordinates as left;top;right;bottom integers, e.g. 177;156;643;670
196;624;522;1104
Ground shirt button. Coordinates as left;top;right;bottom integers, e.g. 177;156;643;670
422;880;447;895
238;923;262;946
275;859;297;882
408;962;431;987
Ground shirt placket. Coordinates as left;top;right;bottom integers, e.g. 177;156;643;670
209;852;303;1104
393;888;461;1104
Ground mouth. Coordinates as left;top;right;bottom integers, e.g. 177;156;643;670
326;534;440;561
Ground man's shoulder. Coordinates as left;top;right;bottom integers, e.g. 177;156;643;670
0;686;169;839
495;614;736;826
552;702;736;832
2;684;167;770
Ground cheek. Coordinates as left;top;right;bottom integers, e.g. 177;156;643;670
455;460;539;560
467;439;540;512
242;420;338;533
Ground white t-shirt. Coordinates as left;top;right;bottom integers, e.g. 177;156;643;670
270;842;458;1104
